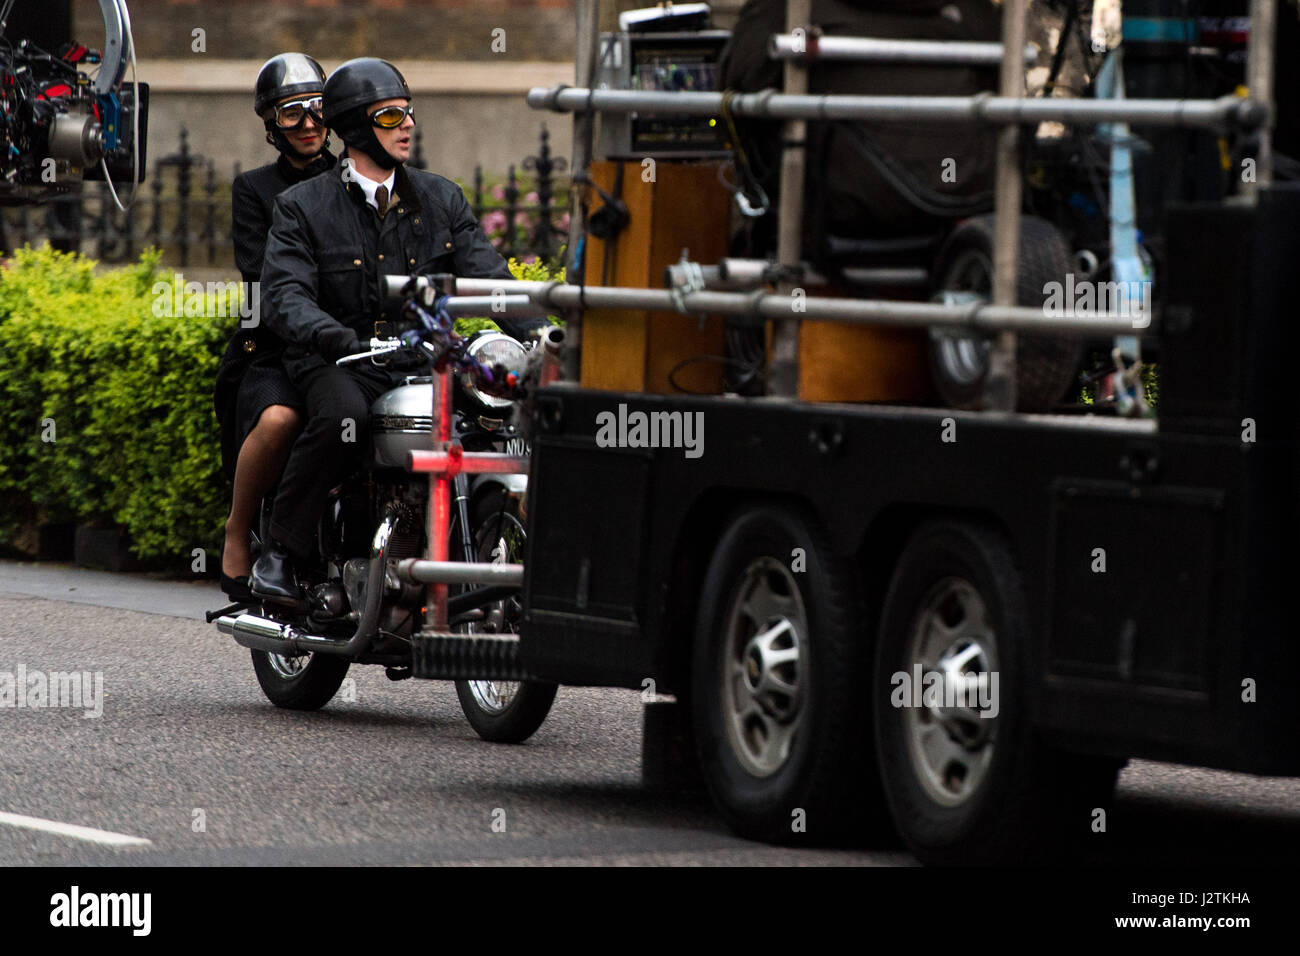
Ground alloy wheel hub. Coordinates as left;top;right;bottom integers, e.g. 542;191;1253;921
902;577;1000;807
722;557;807;778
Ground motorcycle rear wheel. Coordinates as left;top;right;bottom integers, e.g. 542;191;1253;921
248;501;351;711
250;646;350;711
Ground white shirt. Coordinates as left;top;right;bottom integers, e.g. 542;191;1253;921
349;166;396;211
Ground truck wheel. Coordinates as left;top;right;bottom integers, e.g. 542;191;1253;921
251;648;350;711
929;214;1081;411
873;521;1118;864
691;505;878;844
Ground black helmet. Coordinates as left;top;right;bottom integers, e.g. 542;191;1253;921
254;53;326;117
324;58;412;170
323;58;411;127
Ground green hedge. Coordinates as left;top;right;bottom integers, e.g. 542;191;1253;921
0;246;229;565
0;246;561;567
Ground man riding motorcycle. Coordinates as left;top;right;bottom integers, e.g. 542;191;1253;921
251;56;544;599
215;52;335;602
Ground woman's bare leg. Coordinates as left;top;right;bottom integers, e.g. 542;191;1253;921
223;404;303;579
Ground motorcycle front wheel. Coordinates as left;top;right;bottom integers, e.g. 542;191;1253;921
453;491;557;744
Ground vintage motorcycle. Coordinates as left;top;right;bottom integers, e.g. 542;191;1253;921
212;290;561;743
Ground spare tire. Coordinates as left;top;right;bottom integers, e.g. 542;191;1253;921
928;214;1082;411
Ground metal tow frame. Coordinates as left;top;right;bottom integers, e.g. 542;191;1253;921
392;0;1277;619
525;0;1275;405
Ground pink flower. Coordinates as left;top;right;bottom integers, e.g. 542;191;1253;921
491;185;506;201
525;191;539;204
480;210;507;236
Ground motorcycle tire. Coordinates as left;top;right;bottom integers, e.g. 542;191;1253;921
247;498;350;711
250;648;350;711
453;490;558;744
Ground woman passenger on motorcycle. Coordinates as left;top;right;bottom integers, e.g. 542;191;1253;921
215;53;337;601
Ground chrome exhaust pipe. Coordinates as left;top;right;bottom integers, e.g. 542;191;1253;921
216;505;404;658
340;505;400;654
215;612;357;655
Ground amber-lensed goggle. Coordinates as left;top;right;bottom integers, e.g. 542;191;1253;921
369;104;415;129
274;97;324;129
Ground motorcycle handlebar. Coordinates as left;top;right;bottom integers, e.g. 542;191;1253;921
336;337;436;366
337;328;522;402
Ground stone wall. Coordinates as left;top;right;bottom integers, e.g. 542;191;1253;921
69;0;590;182
66;0;1071;191
75;0;577;60
134;64;575;185
62;0;745;181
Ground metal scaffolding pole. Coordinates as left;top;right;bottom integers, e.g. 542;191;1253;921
770;0;812;398
527;86;1262;132
987;0;1027;412
384;275;1154;337
397;559;524;588
1244;0;1277;199
562;0;598;381
768;33;1036;66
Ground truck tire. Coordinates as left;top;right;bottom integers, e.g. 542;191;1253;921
872;521;1119;863
691;504;880;844
929;214;1082;411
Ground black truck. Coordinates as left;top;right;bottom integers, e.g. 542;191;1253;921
397;0;1299;864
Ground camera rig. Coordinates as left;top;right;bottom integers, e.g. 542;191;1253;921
0;0;147;206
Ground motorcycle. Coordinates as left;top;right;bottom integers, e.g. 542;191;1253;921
211;289;560;744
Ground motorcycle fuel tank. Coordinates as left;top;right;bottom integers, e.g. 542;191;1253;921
370;382;433;468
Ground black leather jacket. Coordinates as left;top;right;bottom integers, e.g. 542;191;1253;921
260;158;538;380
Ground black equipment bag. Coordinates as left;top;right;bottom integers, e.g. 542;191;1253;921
721;0;1002;262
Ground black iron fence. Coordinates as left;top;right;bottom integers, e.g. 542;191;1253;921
1;124;569;268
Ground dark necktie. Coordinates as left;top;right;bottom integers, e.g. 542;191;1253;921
375;184;390;218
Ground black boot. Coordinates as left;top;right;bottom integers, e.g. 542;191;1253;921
250;543;299;599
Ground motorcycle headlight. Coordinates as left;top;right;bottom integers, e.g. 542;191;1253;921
462;332;528;409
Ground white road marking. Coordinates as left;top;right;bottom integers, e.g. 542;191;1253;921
0;811;151;847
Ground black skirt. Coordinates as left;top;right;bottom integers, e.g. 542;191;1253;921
214;326;304;479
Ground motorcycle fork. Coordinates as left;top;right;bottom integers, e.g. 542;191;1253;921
453;472;474;562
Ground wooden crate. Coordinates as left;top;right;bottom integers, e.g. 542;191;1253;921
797;318;935;404
580;160;730;395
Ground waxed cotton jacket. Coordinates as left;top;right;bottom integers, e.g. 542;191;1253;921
260;158;534;381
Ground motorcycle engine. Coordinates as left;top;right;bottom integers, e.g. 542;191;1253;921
340;504;424;636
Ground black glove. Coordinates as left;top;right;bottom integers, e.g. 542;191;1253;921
315;325;362;362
